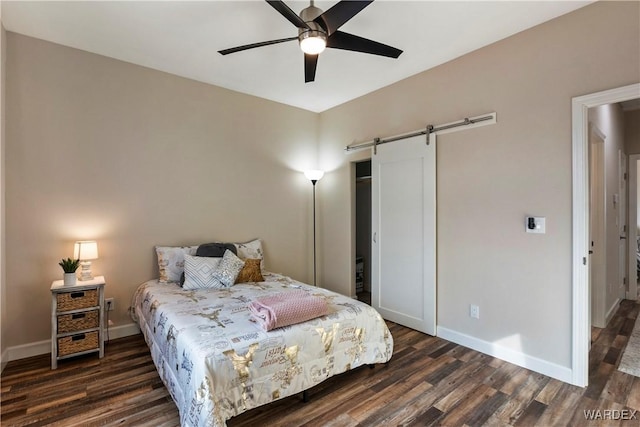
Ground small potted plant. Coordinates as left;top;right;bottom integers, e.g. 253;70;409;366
59;258;80;286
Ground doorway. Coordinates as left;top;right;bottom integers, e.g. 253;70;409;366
355;160;372;305
588;105;635;332
572;83;640;387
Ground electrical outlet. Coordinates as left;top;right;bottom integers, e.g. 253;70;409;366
106;298;115;311
469;304;480;319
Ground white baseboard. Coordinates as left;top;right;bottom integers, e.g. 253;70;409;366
7;339;50;362
437;326;573;384
106;322;141;341
1;348;8;374
4;322;141;364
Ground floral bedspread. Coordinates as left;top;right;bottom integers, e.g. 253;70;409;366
131;273;393;426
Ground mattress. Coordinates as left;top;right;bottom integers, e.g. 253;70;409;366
131;272;393;426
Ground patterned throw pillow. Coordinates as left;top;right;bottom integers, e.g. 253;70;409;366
182;254;224;290
179;242;238;287
234;239;264;270
212;250;245;288
155;246;198;283
235;259;265;284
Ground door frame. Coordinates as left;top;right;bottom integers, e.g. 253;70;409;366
572;83;640;387
628;154;640;300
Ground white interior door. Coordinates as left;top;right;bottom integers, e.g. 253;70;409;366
371;134;436;335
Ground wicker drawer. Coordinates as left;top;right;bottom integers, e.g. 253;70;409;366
56;289;98;311
57;310;99;334
57;331;99;357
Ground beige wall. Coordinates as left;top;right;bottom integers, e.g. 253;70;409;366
589;103;626;324
317;1;639;369
5;33;319;348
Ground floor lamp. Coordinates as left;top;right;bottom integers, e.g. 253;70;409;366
304;170;324;286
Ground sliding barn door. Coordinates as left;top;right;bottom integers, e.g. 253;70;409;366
371;134;436;335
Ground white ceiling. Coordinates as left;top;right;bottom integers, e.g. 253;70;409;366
2;1;592;113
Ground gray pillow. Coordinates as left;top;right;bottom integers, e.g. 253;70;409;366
196;242;237;257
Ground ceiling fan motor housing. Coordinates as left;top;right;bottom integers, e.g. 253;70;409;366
298;5;327;45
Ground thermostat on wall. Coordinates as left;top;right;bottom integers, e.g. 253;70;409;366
526;216;546;234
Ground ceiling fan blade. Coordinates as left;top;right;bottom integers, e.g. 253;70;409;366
304;53;318;83
314;1;373;35
218;37;297;55
327;31;402;58
266;0;311;30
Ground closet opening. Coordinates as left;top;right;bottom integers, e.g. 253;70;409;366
355;160;372;305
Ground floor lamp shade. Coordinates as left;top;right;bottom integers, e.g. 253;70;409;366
304;169;324;184
74;241;98;281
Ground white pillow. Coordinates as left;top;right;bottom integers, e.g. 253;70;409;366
234;238;264;270
155;246;198;283
212;250;245;288
182;254;224;290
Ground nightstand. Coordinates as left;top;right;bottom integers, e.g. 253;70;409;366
50;276;105;369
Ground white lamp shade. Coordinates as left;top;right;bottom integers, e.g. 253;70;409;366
304;170;325;182
73;241;99;260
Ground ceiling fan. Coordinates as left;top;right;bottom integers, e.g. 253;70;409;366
218;0;403;83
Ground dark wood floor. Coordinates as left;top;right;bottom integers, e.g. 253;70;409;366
1;299;639;426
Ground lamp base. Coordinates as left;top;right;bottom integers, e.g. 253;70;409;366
79;261;94;281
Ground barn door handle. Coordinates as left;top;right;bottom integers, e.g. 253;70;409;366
373;232;377;243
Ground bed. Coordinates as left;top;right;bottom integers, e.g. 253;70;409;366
131;271;393;426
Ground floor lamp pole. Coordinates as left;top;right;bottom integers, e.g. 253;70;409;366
304;169;324;287
312;179;317;287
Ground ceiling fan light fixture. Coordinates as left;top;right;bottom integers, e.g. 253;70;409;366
298;31;327;55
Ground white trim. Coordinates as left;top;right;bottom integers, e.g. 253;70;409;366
7;338;49;361
1;348;8;374
3;322;140;363
437;326;573;384
106;322;140;341
628;154;640;300
572;83;640;387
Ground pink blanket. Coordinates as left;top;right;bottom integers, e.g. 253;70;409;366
248;290;328;331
